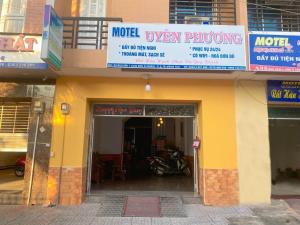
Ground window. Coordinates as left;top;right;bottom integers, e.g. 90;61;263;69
8;0;24;15
77;0;106;49
0;0;27;33
0;101;31;134
248;0;300;32
80;0;105;17
169;0;236;25
0;0;2;18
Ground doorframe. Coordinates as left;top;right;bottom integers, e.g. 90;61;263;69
86;114;95;195
193;114;199;193
86;102;200;195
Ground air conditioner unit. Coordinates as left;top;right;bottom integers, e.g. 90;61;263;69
184;16;210;25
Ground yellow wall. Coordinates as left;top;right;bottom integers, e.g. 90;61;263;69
49;77;237;171
107;0;169;23
235;80;271;204
55;0;169;23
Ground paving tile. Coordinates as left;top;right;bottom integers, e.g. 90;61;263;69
95;196;126;217
260;215;300;225
132;217;152;225
227;216;264;225
150;218;172;225
182;196;203;204
47;215;81;225
5;196;300;225
69;215;96;225
160;197;186;217
286;199;300;215
91;217;131;225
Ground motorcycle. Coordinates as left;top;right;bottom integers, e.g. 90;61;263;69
170;149;191;176
147;148;191;176
15;156;26;177
148;155;171;176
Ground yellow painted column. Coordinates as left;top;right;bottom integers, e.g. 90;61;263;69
47;79;88;205
200;84;239;206
235;80;271;204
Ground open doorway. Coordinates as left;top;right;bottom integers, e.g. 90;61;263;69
269;107;300;197
0;101;30;197
87;104;197;194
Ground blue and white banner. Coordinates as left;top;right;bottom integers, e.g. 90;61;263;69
107;23;246;70
268;80;300;102
249;32;300;72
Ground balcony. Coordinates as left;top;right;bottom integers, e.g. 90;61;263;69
248;0;300;32
62;17;123;49
60;17;123;73
169;0;237;25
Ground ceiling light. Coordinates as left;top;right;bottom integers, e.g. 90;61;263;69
145;81;151;92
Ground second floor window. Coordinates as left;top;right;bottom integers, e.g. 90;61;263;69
169;0;236;25
0;0;27;33
248;0;300;32
80;0;105;17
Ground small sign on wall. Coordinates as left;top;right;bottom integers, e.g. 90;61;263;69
193;137;201;149
268;80;300;103
93;104;144;116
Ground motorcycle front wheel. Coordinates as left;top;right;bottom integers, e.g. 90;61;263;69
183;167;191;176
15;166;24;177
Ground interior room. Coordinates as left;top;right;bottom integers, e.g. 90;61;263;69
90;116;195;192
0;152;25;191
270;118;300;196
0;100;29;193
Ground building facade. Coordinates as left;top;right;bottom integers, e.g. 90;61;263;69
0;0;299;206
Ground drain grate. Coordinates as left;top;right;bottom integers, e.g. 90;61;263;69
96;195;126;217
160;197;187;217
90;195;188;218
0;191;23;205
181;196;202;204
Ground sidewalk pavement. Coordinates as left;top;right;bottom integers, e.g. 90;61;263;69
0;200;299;225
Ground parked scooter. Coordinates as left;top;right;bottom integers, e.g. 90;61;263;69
15;156;26;177
148;155;171;176
147;148;191;176
169;149;191;176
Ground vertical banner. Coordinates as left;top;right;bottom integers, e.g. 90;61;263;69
41;5;64;70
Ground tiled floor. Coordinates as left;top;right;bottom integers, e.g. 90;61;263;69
0;200;299;225
0;168;24;205
91;175;194;192
86;194;198;217
286;199;300;215
272;178;300;196
0;168;24;191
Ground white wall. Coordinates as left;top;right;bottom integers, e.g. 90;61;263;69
93;117;123;154
152;118;175;145
175;118;193;156
270;120;300;177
